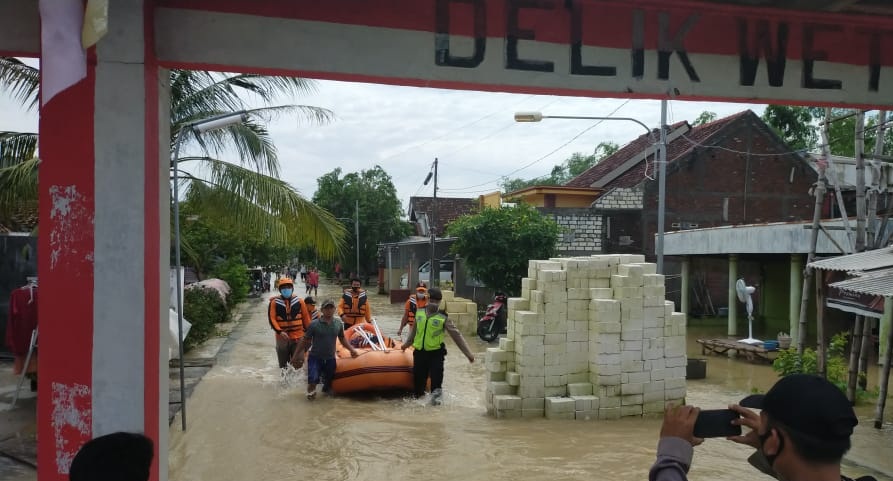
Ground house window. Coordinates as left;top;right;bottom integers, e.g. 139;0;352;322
544;194;556;208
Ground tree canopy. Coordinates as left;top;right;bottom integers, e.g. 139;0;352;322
312;165;413;276
0;60;348;260
501;142;619;193
692;111;717;126
760;105;893;157
447;204;559;296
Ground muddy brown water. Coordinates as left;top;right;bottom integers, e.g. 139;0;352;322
169;283;892;481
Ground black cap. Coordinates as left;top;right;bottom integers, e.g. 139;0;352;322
304;296;315;305
428;287;443;300
740;374;857;442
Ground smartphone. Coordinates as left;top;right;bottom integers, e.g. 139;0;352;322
693;409;742;438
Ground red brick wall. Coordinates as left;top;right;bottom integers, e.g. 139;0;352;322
641;115;817;255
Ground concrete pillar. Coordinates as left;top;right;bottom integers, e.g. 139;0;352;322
881;298;892;367
728;254;738;336
37;3;168;480
680;256;690;316
789;254;802;342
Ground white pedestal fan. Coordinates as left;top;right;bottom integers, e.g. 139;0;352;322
736;278;761;345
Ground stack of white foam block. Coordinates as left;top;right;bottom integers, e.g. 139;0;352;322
484;254;687;420
440;290;482;335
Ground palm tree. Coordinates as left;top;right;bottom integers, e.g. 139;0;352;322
0;59;346;257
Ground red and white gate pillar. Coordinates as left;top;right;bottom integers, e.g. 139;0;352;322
38;2;168;480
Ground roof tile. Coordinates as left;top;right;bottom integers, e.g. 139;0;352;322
566;111;753;189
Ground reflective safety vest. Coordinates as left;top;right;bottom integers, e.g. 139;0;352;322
412;311;446;351
268;296;308;340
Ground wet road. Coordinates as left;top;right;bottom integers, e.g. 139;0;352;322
168;282;893;481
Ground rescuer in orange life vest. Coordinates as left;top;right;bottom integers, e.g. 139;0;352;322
268;277;311;369
338;277;372;329
398;283;428;338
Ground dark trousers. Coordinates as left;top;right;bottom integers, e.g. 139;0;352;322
412;347;445;397
275;337;299;369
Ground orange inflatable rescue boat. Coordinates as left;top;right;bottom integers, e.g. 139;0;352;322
331;322;415;394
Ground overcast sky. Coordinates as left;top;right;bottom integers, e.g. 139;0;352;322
0;75;768;215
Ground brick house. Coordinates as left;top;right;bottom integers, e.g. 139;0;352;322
566;110;817;256
509;110;818;313
407;196;478;237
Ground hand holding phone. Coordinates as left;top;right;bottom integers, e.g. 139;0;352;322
693;409;742;438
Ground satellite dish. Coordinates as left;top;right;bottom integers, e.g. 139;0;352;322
735;278;761;345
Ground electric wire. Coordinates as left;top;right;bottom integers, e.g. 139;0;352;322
380;94;536;164
438;99;632;193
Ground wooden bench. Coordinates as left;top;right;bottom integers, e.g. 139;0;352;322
696;338;778;364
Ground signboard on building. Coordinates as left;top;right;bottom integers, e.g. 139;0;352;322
826;271;885;318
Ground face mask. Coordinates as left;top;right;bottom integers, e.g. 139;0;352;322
280;288;293;298
417;293;426;299
758;427;784;467
352;286;360;292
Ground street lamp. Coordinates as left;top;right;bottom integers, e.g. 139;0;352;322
514;108;668;274
171;110;247;431
337;199;360;278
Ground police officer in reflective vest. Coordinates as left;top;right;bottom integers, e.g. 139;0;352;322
402;287;475;404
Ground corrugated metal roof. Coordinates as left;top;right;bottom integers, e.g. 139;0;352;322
829;268;893;297
808;246;893;272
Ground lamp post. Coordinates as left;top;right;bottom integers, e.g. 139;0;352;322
172;110;247;431
337;199;360;277
514;108;668;274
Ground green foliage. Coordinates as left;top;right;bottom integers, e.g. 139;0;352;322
210;259;250;306
447;204;559;295
177;200;300;277
0;59;347;256
762;105;818;152
500;144;618;193
182;286;229;350
772;332;871;402
693;111;717;126
761;106;893;157
312;166;413;276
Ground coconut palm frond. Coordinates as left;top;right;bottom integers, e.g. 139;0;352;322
181;158;347;258
173;112;281;175
0;57;39;110
0;157;39;215
0;131;38;167
200;73;321;105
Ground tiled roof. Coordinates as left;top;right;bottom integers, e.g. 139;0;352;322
566;111;753;189
408;196;478;235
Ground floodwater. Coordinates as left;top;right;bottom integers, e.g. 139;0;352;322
168;282;893;481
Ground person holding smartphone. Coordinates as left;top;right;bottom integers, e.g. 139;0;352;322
650;374;873;481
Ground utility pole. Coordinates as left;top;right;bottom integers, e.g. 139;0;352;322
424;158;439;286
657;100;667;275
355;199;360;278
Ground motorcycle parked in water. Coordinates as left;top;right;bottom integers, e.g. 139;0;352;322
477;293;508;342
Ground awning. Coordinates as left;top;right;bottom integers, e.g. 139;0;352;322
808;246;893;272
826;268;893;318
